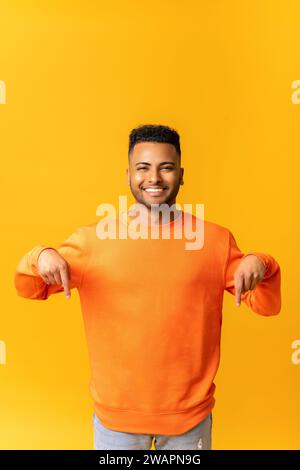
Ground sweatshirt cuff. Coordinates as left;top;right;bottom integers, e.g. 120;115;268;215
242;252;271;279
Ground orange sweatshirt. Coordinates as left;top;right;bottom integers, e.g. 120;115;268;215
14;211;281;435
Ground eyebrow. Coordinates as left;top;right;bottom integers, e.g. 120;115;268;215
135;161;175;167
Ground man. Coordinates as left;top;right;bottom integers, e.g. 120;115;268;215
15;124;281;450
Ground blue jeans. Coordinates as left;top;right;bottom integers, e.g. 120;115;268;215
92;412;213;450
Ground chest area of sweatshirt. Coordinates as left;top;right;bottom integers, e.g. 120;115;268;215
84;234;226;297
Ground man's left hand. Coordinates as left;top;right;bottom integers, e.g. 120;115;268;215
234;255;266;307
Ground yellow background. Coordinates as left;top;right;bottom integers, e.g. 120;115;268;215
1;0;299;449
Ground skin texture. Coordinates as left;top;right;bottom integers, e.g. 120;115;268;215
126;142;184;225
37;140;266;304
37;248;71;299
234;254;266;306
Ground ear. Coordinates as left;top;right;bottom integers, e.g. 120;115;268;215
126;168;130;185
180;168;184;185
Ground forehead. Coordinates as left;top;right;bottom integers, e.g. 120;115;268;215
130;142;178;164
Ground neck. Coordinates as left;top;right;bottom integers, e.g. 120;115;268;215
129;201;180;226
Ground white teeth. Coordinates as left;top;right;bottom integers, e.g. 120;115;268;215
144;188;164;192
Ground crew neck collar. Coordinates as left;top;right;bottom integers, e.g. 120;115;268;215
119;208;183;228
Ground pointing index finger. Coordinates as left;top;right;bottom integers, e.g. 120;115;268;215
60;265;71;299
235;272;244;307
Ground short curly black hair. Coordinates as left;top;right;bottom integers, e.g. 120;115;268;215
128;124;181;160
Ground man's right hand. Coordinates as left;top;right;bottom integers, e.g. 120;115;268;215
37;248;71;299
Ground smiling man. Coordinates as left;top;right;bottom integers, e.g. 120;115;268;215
14;124;281;450
126;135;183;226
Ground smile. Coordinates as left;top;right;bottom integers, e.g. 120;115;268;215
143;188;166;195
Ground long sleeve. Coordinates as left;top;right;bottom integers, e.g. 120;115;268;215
14;226;89;300
224;230;281;316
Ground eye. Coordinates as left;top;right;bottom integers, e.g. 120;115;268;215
161;167;173;170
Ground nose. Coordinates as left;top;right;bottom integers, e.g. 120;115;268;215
147;168;163;184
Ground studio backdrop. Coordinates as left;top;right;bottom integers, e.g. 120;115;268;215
1;1;299;449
